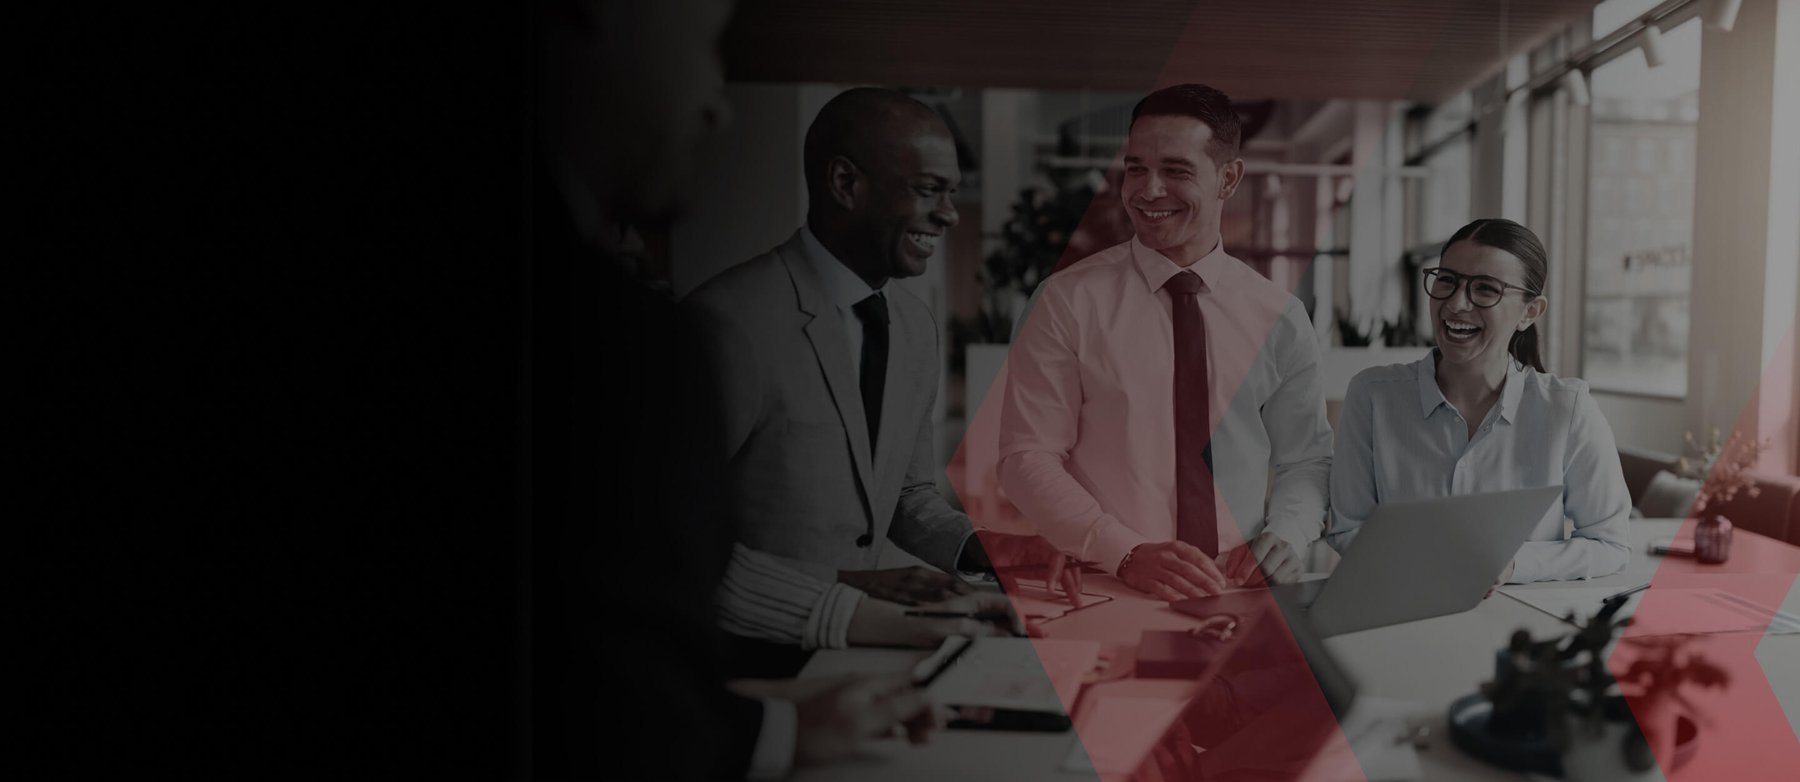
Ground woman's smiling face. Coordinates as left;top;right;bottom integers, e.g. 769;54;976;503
1431;240;1544;370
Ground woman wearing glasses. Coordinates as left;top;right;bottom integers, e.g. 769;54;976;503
1327;218;1630;588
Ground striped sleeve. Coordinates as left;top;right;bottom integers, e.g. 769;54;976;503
716;544;864;650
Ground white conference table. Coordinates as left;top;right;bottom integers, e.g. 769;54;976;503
792;520;1800;781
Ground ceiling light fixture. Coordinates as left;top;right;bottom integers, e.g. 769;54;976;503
1563;70;1590;106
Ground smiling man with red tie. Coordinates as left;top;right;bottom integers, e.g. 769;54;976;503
999;83;1334;600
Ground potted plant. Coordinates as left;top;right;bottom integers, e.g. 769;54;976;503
1675;428;1774;563
1459;596;1729;780
950;175;1108;412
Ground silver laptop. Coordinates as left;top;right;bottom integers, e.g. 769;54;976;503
1177;485;1563;636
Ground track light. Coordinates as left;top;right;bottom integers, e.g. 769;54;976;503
1563;70;1590;106
1706;0;1742;32
1641;24;1667;68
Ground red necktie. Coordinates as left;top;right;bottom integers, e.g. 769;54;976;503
1166;270;1217;557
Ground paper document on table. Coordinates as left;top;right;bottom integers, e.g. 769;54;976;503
925;637;1099;712
1007;579;1113;621
1501;586;1800;635
1061;696;1189;775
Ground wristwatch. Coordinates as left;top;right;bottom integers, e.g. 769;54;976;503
1116;543;1150;578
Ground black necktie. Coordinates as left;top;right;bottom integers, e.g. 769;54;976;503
852;293;889;452
1166;271;1218;557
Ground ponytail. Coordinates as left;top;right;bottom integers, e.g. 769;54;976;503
1509;323;1546;373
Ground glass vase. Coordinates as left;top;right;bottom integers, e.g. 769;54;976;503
1694;514;1732;564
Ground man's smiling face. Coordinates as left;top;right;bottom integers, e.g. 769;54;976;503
1120;114;1234;263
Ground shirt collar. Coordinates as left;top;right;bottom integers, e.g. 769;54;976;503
1416;350;1450;419
1129;235;1232;294
1416;349;1528;423
1498;357;1527;423
800;224;886;310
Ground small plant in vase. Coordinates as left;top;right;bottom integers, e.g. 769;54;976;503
1459;595;1729;779
1675;428;1774;563
1603;634;1730;775
1478;599;1629;750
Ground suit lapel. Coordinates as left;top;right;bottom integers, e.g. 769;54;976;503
781;238;879;523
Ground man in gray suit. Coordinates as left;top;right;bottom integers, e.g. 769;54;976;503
688;89;1072;668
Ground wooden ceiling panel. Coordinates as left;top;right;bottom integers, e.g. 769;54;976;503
725;0;1598;101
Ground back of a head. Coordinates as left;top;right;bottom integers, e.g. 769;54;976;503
1129;84;1243;165
538;0;735;222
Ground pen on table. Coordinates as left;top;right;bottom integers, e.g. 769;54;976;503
1593;583;1649;622
999;559;1103;574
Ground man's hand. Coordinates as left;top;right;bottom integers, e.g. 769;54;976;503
1117;541;1230;602
846;591;1023;648
838;566;973;606
793;674;942;767
969;532;1084;608
1485;560;1517;598
1217;532;1302;587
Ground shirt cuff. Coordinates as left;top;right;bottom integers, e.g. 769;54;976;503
1262;524;1316;563
803;583;865;650
951;529;987;576
1085;518;1150;575
748;699;797;780
1504;553;1531;585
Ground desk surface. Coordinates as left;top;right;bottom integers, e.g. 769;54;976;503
793;520;1800;781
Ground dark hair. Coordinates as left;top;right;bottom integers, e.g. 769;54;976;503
1129;84;1242;165
1441;218;1548;372
802;88;944;206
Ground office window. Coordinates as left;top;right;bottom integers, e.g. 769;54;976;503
1417;93;1474;245
1581;19;1700;398
1420;141;1473;246
1592;0;1664;39
1401;93;1476;345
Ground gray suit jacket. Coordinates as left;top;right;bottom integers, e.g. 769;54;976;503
685;230;972;584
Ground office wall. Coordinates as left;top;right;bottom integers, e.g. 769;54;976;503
1593;393;1686;454
1765;0;1800;476
1791;248;1799;473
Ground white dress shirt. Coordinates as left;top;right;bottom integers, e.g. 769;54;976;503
799;225;886;377
1327;351;1632;583
999;237;1334;572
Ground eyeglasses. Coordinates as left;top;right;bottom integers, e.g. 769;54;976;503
1421;268;1538;309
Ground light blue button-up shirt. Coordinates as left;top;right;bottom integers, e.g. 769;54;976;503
1327;350;1631;583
